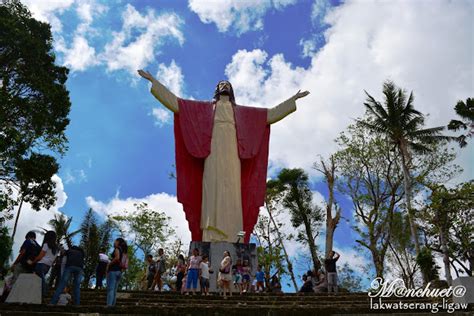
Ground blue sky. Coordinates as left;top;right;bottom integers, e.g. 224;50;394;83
9;0;473;291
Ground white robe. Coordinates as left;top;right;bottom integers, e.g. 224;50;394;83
151;81;296;242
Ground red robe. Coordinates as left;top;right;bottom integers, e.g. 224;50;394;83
174;98;270;243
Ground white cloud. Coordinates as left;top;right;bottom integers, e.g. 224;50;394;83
57;0;107;72
311;0;331;26
85;192;191;247
223;0;473;178
299;39;317;58
22;0;75;32
156;60;184;97
150;108;171;127
188;0;297;35
57;36;98;71
6;175;68;259
101;4;184;77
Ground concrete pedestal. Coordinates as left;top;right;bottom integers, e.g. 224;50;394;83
188;241;257;292
6;273;42;304
452;277;474;304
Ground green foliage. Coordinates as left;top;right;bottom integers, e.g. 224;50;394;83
254;214;286;279
113;202;175;257
447;98;473;147
334;120;403;278
0;226;13;272
273;168;324;272
80;209;100;288
421;181;474;277
387;212;418;288
338;263;363;292
361;80;453;155
45;213;80;248
416;247;439;282
0;0;71;216
360;80;456;284
79;209;115;288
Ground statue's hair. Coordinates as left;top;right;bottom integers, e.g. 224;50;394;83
214;80;235;103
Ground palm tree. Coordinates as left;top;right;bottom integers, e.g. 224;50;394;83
45;213;81;248
360;81;453;268
448;97;473;147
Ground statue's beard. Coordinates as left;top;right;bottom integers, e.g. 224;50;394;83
217;88;231;96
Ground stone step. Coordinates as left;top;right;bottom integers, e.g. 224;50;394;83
0;303;472;316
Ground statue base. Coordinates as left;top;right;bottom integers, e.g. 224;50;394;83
187;241;257;293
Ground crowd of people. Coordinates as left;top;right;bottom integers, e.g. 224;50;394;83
299;250;341;294
143;248;281;299
2;231;129;307
1;231;338;307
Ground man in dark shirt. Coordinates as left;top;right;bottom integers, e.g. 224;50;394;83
50;246;85;305
324;250;340;294
10;231;41;284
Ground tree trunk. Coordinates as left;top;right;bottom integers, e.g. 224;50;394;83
303;218;320;272
11;196;24;241
265;205;299;292
372;251;384;279
399;147;427;284
439;227;452;285
325;225;334;258
319;157;341;258
399;150;421;257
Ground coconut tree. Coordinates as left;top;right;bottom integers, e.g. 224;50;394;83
46;213;80;248
360;81;453;269
447;97;473;148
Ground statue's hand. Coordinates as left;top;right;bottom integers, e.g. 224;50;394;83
293;90;310;100
137;69;155;82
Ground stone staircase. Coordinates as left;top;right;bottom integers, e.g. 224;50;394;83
0;290;472;315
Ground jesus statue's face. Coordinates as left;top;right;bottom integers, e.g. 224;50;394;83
214;80;235;102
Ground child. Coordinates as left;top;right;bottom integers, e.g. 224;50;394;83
241;260;251;293
255;266;265;293
232;258;243;295
199;255;211;296
57;287;72;306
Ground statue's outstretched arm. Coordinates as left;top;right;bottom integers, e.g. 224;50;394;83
267;90;309;124
138;69;179;113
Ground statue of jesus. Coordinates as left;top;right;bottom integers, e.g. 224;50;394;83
138;69;309;243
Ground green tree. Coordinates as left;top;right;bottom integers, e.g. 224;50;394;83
275;168;324;273
361;81;453;282
113;202;175;257
79;209;100;288
0;0;71;239
416;247;439;283
338;263;363;292
0;226;13;272
447;98;473;147
45;213;80;248
335;122;404;279
387;212;418;288
264;179;298;291
254;213;286;290
421;181;474;284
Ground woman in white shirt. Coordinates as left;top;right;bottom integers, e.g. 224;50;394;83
218;251;232;299
33;230;58;300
